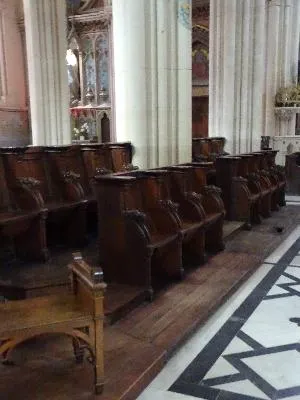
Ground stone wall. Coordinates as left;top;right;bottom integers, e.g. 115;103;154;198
0;0;29;146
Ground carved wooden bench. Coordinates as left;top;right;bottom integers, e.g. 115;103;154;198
0;154;47;262
0;253;106;394
216;156;261;229
192;138;211;162
264;150;286;206
169;164;225;253
93;174;182;299
104;142;138;172
1;146;87;249
256;150;286;208
122;168;208;265
192;137;228;163
80;143;113;180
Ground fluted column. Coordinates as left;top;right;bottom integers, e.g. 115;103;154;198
209;0;266;154
112;0;192;169
23;0;71;145
265;0;300;137
209;0;300;154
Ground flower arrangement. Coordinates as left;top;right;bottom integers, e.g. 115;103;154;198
275;85;300;107
73;122;90;140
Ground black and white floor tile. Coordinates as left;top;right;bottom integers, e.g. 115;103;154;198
138;226;300;400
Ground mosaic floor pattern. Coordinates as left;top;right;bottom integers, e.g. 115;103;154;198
138;225;300;400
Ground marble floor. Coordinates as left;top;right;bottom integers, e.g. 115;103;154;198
138;222;300;400
286;195;300;206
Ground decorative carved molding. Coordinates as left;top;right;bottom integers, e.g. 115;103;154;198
17;177;41;188
274;107;300;120
63;170;80;183
68;8;112;33
192;5;209;20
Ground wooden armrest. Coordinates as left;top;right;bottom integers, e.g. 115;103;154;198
62;170;80;183
123;209;152;243
150;201;182;232
94;175;136;183
232;176;248;183
70;252;105;287
13;177;45;210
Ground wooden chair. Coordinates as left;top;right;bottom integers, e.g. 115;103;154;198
192;138;211;162
93;174;183;299
132;168;208;265
80;143;113;180
0;253;106;394
245;152;273;217
0;154;48;261
45;144;98;233
263;150;286;206
216;156;260;228
45;145;92;199
1;146;87;248
105;143;138;172
163;165;225;254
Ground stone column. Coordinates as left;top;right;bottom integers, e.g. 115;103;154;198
265;0;300;137
23;0;71;145
112;0;192;169
209;0;266;154
209;0;300;154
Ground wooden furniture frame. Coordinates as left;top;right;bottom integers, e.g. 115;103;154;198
93;174;183;299
128;168;208;265
153;166;225;255
174;163;225;252
0;253;106;394
261;150;286;207
216;156;261;228
192;137;228;162
0;155;48;261
1;146;88;249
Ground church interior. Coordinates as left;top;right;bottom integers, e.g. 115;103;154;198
1;0;300;399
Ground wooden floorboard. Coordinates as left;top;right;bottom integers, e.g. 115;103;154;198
1;206;300;399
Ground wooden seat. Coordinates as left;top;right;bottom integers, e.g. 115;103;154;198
80;143;113;179
262;150;286;207
216;156;261;229
192;137;228;163
192;138;211;162
105;142;138;172
45;144;98;233
0;253;106;395
93;174;183;299
0;154;47;262
0;146;87;249
235;154;270;220
244;152;274;217
136;168;207;264
163;165;225;253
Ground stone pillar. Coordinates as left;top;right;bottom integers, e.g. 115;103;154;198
23;0;71;145
265;0;300;137
209;0;300;154
112;0;192;169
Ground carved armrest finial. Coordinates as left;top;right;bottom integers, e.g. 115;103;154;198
202;185;222;195
123;210;147;223
63;170;80;183
95;167;112;175
186;191;203;203
122;163;139;171
17;177;41;188
159;199;179;213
